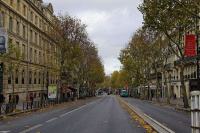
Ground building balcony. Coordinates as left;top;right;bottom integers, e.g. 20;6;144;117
164;63;172;70
174;56;196;66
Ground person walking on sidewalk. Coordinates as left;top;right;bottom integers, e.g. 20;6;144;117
0;93;5;104
9;94;11;103
29;93;34;105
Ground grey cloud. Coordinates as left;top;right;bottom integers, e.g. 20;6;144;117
44;0;143;75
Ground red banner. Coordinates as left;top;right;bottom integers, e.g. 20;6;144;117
90;80;93;86
185;34;196;56
126;83;128;87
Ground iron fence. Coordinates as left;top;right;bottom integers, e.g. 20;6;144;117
23;99;62;111
0;103;15;115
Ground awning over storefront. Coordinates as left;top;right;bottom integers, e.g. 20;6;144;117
68;86;77;92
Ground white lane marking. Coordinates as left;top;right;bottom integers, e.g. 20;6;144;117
19;124;43;133
0;131;10;133
59;99;100;117
45;118;57;123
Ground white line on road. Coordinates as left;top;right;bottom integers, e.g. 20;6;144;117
19;124;43;133
45;118;57;123
0;131;10;133
59;99;100;117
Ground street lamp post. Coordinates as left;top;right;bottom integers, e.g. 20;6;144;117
190;8;200;133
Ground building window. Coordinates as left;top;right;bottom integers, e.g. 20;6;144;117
15;69;18;84
39;52;41;63
16;21;19;34
23;25;26;38
43;73;45;84
10;0;13;6
30;48;32;61
39;36;41;45
35;33;37;44
22;70;24;84
31;12;33;22
35;16;38;25
22;44;25;59
34;72;36;84
39;19;41;28
34;50;37;63
8;73;11;84
43;53;45;64
23;5;26;16
17;0;20;11
30;30;32;42
9;17;13;31
39;73;41;84
29;71;32;84
0;12;4;27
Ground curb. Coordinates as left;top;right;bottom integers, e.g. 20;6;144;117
0;97;101;120
130;97;191;113
175;107;190;113
0;108;41;119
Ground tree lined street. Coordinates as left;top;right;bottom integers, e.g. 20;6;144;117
0;94;191;133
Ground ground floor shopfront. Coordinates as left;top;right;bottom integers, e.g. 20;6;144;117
0;62;60;103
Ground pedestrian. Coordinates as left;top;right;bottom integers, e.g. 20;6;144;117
16;94;19;104
45;93;48;100
29;93;34;105
0;93;5;104
174;94;176;99
9;94;11;103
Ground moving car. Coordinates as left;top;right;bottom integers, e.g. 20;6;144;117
120;90;129;97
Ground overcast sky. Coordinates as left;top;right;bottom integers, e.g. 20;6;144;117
43;0;143;75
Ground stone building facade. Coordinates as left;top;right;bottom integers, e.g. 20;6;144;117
0;0;60;102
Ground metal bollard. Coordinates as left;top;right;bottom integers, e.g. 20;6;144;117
191;91;200;133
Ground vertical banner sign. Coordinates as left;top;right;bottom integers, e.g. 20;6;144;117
48;86;57;98
185;34;196;56
90;80;93;86
0;28;8;53
126;83;128;88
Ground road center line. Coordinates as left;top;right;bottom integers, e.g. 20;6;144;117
45;118;57;123
19;124;43;133
59;99;100;117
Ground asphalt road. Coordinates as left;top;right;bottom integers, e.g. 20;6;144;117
0;96;147;133
122;97;191;133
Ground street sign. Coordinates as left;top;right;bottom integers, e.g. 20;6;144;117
185;34;196;56
0;28;8;53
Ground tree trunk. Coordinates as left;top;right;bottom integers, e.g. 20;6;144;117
163;71;170;105
140;84;143;99
156;73;160;103
180;61;189;108
148;83;152;101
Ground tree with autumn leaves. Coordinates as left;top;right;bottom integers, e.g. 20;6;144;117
117;0;199;108
138;0;199;108
54;13;105;97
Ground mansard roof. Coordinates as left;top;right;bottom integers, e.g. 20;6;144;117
41;3;54;14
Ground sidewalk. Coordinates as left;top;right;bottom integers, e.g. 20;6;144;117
151;97;191;113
